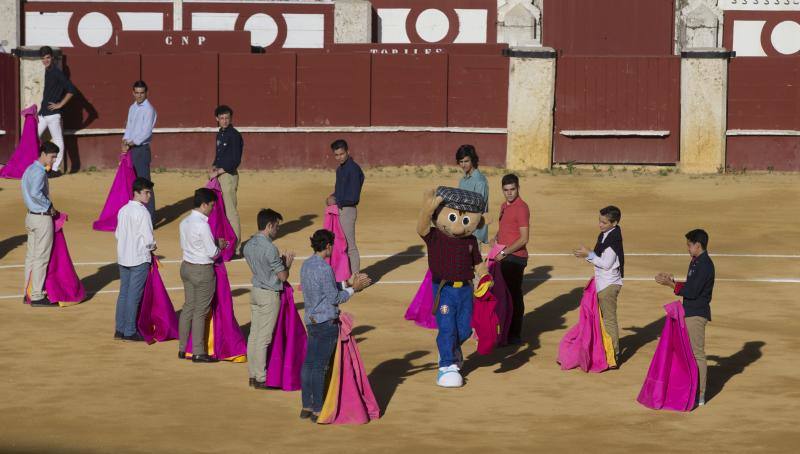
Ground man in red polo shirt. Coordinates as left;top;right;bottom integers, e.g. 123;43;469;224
494;174;530;345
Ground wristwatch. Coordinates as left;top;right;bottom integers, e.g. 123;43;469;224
500;250;506;256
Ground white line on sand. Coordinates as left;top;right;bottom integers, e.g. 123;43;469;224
1;276;798;300
1;252;798;270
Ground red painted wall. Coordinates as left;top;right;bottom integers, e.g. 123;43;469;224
62;131;506;170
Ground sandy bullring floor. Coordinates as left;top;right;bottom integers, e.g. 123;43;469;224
1;167;798;453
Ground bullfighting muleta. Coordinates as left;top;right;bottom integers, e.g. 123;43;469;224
416;186;486;387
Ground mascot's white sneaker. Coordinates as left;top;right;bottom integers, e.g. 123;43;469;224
436;365;463;388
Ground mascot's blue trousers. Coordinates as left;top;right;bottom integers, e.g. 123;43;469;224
433;282;473;367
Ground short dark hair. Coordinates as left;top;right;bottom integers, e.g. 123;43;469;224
257;208;283;231
600;205;622;223
685;229;709;250
132;177;154;194
455;144;479;168
39;142;59;155
193;188;217;208
39;46;54;57
310;229;335;252
214;105;233;117
501;173;519;187
132;80;148;91
330;139;348;152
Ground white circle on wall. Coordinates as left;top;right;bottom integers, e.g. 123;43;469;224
77;12;113;47
771;20;800;55
244;13;279;47
416;9;449;43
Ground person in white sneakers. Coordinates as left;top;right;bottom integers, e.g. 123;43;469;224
37;46;75;175
114;177;156;342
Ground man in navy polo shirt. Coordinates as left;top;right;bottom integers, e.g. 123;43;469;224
326;139;364;274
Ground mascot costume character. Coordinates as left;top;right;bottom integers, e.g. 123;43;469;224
417;186;486;388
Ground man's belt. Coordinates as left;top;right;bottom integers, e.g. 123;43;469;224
28;210;51;216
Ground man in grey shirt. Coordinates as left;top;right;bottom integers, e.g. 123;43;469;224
243;209;294;389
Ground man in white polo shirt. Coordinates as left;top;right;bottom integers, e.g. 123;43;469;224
114;177;156;342
178;187;229;363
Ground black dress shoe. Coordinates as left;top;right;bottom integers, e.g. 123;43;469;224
299;409;313;419
122;333;145;342
191;354;219;363
31;297;57;307
252;380;273;390
178;351;186;360
114;331;123;340
309;414;319;423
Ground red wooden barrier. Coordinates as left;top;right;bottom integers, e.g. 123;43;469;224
219;53;296;127
371;54;447;126
447;54;508;128
553;56;680;164
141;53;219;127
296;53;371;126
0;54;19;162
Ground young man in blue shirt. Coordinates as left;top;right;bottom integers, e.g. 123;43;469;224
21;142;59;306
122;80;157;219
299;229;371;422
326;139;364;274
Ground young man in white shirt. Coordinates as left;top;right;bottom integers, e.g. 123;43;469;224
114;177;156;341
178;188;229;363
574;206;625;363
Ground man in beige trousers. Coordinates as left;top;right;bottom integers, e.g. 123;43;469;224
178;188;229;363
243;208;294;389
208;105;243;255
21;142;60;307
326;139;364;274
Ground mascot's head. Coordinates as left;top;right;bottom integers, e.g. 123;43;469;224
433;186;486;238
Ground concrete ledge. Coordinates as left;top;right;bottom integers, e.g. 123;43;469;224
503;47;556;59
681;48;735;59
0;130;5;136
560;130;669;137
64;126;508;136
727;129;800;136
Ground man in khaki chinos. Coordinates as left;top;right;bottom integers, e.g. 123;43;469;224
21;142;60;307
243;209;294;389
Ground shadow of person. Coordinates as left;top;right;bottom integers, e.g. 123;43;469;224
360;245;424;283
617;317;666;365
706;340;765;402
154;196;193;230
351;325;375;343
80;263;119;302
462;286;584;377
522;265;554;296
231;288;250;298
275;214;317;239
367;350;437;415
240;322;251;340
0;234;26;260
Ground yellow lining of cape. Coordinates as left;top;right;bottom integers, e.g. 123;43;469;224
596;303;617;368
317;338;343;424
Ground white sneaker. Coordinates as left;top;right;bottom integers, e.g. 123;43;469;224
698;396;705;407
436;365;463;388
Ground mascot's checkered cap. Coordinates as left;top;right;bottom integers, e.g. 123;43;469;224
435;186;486;213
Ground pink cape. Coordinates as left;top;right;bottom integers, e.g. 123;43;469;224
205;178;237;262
25;213;85;304
317;313;381;425
186;182;245;360
404;244;513;346
185;261;248;361
0;105;39;179
137;256;179;344
471;274;500;355
557;278;611;373
637;301;699;411
93;153;135;232
323;205;351;282
264;283;307;391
